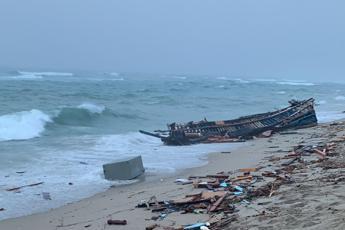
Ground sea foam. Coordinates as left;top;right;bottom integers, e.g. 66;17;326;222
0;110;51;141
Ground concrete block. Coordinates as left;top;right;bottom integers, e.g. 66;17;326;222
103;155;145;180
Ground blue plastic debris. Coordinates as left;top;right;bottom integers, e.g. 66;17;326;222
233;191;243;196
234;185;244;192
220;182;228;187
184;222;210;230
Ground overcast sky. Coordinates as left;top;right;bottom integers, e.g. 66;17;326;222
0;1;344;81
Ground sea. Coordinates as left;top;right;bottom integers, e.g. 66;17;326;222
1;70;345;220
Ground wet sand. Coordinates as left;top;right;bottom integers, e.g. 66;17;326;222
2;122;345;229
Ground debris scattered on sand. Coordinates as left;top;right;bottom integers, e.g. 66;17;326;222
107;219;127;225
136;123;345;229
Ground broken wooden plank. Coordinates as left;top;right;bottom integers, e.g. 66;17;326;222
206;174;229;179
239;168;257;173
208;194;226;212
281;157;299;166
231;175;253;182
314;148;327;158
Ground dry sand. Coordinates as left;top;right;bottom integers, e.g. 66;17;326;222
1;122;345;230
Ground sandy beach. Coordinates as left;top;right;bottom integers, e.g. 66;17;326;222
2;122;345;230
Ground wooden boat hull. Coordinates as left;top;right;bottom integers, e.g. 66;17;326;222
140;98;318;146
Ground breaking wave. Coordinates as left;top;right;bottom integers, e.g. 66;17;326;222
18;71;74;77
335;96;345;101
0;103;141;141
53;103;141;126
276;81;315;86
0;110;51;141
77;103;105;114
53;103;109;126
9;75;43;80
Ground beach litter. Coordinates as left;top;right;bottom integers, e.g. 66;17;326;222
107;219;127;225
42;192;52;200
175;178;193;185
103;155;145;180
6;182;44;192
136;125;345;229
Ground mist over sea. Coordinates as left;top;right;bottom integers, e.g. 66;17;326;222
1;70;345;220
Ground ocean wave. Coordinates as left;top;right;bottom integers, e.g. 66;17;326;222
53;103;107;126
216;77;228;80
317;100;327;105
253;78;278;82
0;110;51;141
110;72;119;76
216;77;250;84
234;78;250;84
317;111;345;123
77;103;105;114
276;81;315;86
335;96;345;101
0;103;141;140
173;76;187;80
53;103;140;126
107;77;124;81
18;71;74;77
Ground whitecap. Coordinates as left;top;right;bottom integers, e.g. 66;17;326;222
0;110;51;141
110;78;125;81
276;81;315;86
77;103;105;114
9;75;43;80
317;100;327;105
110;72;119;76
173;76;187;80
18;71;73;77
234;78;250;84
254;78;277;82
216;77;228;80
335;96;345;101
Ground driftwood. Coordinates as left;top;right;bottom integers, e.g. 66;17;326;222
6;182;44;192
107;220;127;225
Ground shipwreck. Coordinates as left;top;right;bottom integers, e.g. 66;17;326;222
140;98;318;146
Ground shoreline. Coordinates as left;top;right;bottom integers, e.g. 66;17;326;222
2;121;345;229
0;140;243;221
0;138;264;229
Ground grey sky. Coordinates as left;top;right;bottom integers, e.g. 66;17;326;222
0;0;344;81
